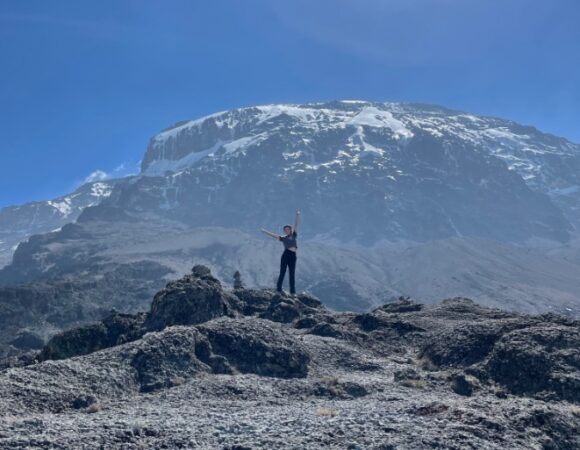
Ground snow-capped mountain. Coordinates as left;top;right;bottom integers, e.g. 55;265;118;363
121;101;578;243
0;180;119;268
2;100;580;356
2;100;580;271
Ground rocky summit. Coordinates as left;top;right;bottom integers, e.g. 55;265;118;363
1;266;578;449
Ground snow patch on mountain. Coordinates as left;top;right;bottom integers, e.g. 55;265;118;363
90;183;113;198
348;106;413;139
47;199;73;217
143;142;221;176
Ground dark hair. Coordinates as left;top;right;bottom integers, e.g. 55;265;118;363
283;225;292;231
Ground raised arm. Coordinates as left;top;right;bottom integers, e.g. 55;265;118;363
260;228;280;240
293;210;301;233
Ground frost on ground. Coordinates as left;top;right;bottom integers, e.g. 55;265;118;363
1;266;579;449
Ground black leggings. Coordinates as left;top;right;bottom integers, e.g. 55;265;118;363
277;249;297;294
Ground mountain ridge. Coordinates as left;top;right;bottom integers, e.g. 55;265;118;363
1;100;580;357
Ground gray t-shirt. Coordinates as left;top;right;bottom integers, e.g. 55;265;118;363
279;231;298;250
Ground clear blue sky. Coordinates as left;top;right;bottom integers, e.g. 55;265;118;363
1;0;579;207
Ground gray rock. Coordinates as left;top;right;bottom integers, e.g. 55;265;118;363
198;318;310;378
144;268;240;331
486;325;580;402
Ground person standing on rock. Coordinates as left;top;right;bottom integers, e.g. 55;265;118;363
261;210;300;296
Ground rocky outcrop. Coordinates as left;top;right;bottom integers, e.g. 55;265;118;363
40;311;147;361
0;260;172;359
144;265;241;331
197;318;310;379
416;298;580;403
2;267;579;449
130;327;212;392
486;325;580;402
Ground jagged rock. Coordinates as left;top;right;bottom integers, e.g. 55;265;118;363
40;312;146;361
233;288;278;316
486;325;580;402
448;372;477;396
144;267;240;331
294;293;323;309
192;264;212;278
261;298;301;323
259;294;322;324
294;316;319;329
311;377;368;399
374;297;423;313
352;313;424;335
71;395;98;410
197;318;310;378
130;328;212;392
417;299;526;368
307;322;344;338
419;323;509;368
515;407;580;449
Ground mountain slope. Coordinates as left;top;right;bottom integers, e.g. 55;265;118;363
1;100;580;356
0;180;119;268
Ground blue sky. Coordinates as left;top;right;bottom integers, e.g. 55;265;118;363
1;0;579;207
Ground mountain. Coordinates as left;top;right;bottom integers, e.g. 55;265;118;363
131;101;578;243
1;100;580;356
0;179;119;268
1;267;578;449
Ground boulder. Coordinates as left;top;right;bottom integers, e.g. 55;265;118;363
307;322;344;338
144;266;240;331
419;323;505;368
259;294;322;324
374;297;423;313
41;312;146;361
352;313;424;335
130;327;212;392
197;318;310;378
448;372;478;396
486;325;580;402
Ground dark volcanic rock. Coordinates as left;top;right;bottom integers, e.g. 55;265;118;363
232;288;277;316
307;322;344;338
419;322;509;368
0;260;171;358
130;327;211;392
486;325;580;402
375;297;423;313
197;318;310;378
259;293;323;324
41;312;147;360
1;273;580;449
394;368;421;382
144;266;240;331
448;372;477;397
352;313;424;335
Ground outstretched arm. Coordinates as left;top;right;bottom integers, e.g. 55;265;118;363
293;210;301;233
261;228;280;240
